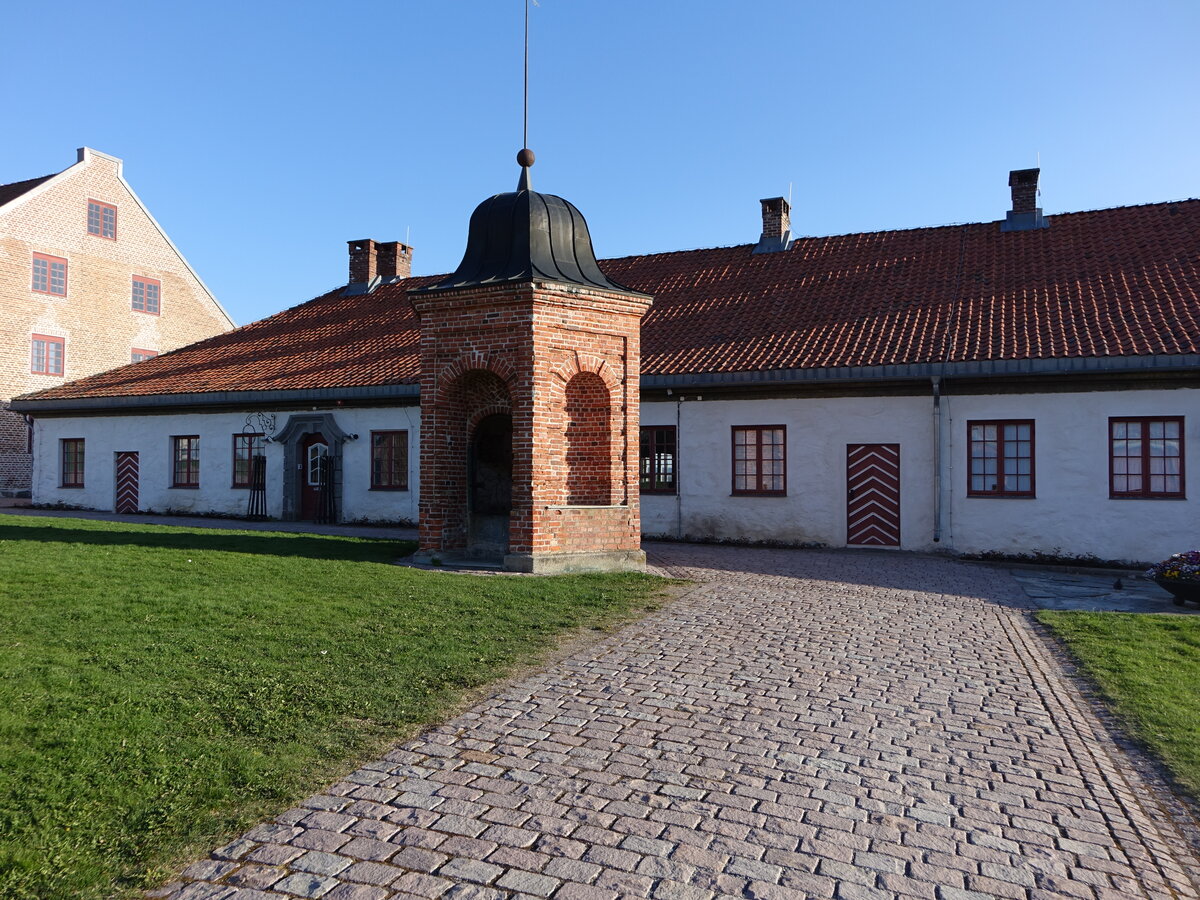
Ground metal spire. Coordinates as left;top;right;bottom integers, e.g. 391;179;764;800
524;0;530;153
519;0;537;190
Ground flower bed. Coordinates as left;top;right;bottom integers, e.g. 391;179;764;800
1146;550;1200;605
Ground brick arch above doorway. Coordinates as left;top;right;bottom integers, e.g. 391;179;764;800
434;352;517;401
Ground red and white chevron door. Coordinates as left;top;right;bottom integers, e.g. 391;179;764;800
846;443;901;547
114;451;139;514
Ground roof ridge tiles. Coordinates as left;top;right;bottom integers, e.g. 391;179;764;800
603;197;1200;263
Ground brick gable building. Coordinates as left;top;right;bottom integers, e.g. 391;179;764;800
0;148;234;495
12;164;1200;566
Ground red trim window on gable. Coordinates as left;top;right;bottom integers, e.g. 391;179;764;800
131;348;158;363
171;435;200;488
132;276;161;315
370;430;408;490
1110;417;1185;499
61;438;85;488
87;200;117;239
232;433;266;488
967;420;1035;497
32;252;67;296
640;425;677;494
31;334;65;376
732;425;786;495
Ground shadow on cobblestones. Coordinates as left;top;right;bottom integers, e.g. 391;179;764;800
646;541;1036;608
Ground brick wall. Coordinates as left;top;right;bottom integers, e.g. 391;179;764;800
411;281;651;565
0;149;232;494
565;372;613;505
0;403;31;492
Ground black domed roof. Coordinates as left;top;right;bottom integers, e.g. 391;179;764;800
416;165;644;296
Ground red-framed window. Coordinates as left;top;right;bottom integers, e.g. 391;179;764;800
31;335;65;375
1110;417;1185;499
131;348;158;363
640;426;677;494
87;200;117;239
967;420;1035;496
370;430;408;490
171;435;200;488
61;438;85;488
132;276;161;314
732;425;786;495
32;252;67;296
232;433;266;488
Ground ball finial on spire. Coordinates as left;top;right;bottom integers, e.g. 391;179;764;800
517;148;536;168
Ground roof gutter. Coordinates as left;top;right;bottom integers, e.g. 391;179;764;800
639;354;1200;390
10;383;421;415
12;354;1198;416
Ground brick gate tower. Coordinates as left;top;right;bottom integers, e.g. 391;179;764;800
409;152;652;573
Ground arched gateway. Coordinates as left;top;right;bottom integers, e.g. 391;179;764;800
408;154;652;573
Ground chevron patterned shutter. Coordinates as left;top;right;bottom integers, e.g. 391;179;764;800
846;444;900;547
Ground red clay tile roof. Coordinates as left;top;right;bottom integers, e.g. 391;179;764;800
18;199;1200;403
18;276;441;401
0;174;55;208
617;199;1200;375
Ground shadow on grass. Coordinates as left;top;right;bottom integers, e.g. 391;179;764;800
0;522;414;564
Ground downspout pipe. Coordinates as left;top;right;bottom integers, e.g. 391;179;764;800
932;376;943;543
675;396;683;539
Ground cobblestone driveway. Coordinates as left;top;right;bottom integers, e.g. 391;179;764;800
157;545;1199;899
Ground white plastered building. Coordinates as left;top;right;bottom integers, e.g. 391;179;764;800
14;169;1200;564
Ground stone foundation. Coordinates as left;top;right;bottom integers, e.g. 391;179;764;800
503;549;647;574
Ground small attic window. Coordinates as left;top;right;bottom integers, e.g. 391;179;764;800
87;200;116;239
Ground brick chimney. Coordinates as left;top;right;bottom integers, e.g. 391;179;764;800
348;239;378;284
376;241;413;280
1001;168;1049;232
1010;168;1039;213
753;197;793;254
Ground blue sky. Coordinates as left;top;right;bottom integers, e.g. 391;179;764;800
3;1;1197;325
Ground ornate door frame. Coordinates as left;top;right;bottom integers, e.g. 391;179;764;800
274;413;353;521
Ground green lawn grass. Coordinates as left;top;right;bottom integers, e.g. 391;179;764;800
0;514;666;900
1036;610;1200;800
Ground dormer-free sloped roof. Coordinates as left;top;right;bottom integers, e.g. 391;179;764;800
15;198;1200;406
0;174;55;209
608;199;1200;376
14;275;441;402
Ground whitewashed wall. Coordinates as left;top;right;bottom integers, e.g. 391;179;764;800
642;387;1199;563
640;395;937;550
942;388;1199;563
32;406;420;523
31;385;1198;563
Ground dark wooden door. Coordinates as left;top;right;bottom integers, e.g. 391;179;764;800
114;451;139;514
846;443;901;547
299;433;328;521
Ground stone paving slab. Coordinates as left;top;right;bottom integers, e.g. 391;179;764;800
154;544;1200;899
1010;569;1200;614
